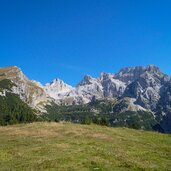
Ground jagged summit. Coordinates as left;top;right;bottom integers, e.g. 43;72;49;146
77;75;96;86
42;64;170;105
115;66;146;83
99;72;114;81
117;65;145;73
115;64;164;77
146;64;160;71
0;64;170;108
44;78;73;100
46;78;70;87
45;78;72;90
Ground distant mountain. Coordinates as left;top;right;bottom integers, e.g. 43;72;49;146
44;78;73;100
45;65;170;108
0;65;171;133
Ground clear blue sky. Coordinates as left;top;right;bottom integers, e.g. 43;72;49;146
0;0;171;86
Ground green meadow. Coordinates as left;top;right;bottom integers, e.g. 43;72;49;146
0;122;171;171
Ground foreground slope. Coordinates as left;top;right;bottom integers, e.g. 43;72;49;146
0;122;170;171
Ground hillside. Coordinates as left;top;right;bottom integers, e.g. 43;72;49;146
44;100;158;131
0;122;170;171
0;79;37;125
0;66;50;110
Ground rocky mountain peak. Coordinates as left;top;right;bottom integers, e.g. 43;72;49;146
45;78;72;92
0;66;25;81
77;75;96;86
99;72;114;81
146;64;160;73
142;65;170;83
0;66;50;110
117;66;145;74
50;78;65;86
114;66;146;84
44;78;73;100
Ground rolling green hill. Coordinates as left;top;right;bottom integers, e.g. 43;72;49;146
0;122;170;171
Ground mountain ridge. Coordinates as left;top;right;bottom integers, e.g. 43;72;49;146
0;65;171;133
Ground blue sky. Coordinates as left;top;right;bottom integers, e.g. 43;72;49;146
0;0;171;86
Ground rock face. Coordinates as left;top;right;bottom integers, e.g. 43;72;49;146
100;72;126;98
123;65;170;110
1;65;170;111
45;74;127;105
157;82;171;133
45;65;170;110
0;66;50;111
44;79;73;100
114;66;146;84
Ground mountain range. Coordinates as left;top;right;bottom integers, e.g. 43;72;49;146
0;65;171;133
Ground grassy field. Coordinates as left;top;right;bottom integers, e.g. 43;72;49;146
0;122;171;171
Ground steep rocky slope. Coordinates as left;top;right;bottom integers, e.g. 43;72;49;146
0;66;51;111
44;65;170;110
